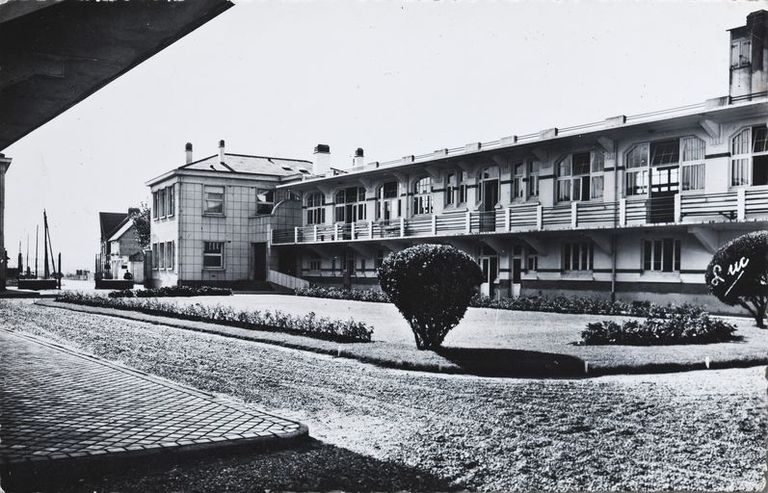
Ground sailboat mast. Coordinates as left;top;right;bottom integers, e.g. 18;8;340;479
43;210;49;279
35;225;38;278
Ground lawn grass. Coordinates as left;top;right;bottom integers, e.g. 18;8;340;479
37;299;768;376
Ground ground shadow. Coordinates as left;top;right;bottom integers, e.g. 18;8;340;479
436;346;586;377
3;438;462;493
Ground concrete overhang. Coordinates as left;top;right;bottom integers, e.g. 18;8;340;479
0;0;234;151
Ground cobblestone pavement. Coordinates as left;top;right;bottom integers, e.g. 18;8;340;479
0;328;306;469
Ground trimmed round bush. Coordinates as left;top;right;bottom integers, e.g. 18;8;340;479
378;244;483;350
705;231;768;328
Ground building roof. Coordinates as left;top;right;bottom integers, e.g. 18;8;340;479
99;212;128;242
107;218;135;243
147;152;313;186
181;153;312;176
279;94;768;190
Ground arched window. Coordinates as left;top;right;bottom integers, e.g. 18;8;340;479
731;126;768;187
376;181;399;221
412;177;433;215
305;192;325;225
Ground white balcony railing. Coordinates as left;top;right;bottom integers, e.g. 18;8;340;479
271;189;768;245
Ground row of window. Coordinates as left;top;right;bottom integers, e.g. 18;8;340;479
201;186;275;216
151;241;175;270
152;186;175;220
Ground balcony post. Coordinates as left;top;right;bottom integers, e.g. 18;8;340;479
505;207;511;231
368;220;373;238
399;217;405;237
334;223;339;241
536;205;543;231
737;188;746;221
431;214;437;235
314;225;318;242
466;210;471;233
571;202;578;228
674;194;682;223
619;198;626;226
351;221;356;240
294;226;299;244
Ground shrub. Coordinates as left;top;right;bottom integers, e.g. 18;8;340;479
581;306;738;345
55;292;373;343
108;285;232;298
706;231;768;328
295;286;389;303
378;244;483;350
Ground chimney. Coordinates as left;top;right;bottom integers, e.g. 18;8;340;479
353;148;365;168
218;139;226;163
313;143;331;176
185;142;193;164
729;10;768;100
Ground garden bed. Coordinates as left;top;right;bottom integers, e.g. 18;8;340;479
53;293;372;343
108;285;232;298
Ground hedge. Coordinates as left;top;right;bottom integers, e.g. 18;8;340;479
294;286;700;318
581;305;738;345
55;292;373;343
109;285;232;298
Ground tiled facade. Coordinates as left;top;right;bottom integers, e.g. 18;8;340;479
146;143;309;288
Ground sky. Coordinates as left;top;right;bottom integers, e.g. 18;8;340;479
2;1;762;272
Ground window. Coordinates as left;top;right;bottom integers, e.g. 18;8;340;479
166;241;175;270
256;189;275;215
203;241;224;268
152;242;159;270
562;242;593;271
731;126;768;186
527;162;539;198
335;187;366;223
306;192;326;225
526;248;538;272
204;186;225;214
511;163;526;200
376;182;399;221
556;151;604;202
458;171;468;204
650;139;680;166
159;188;166;217
643;239;681;272
308;257;321;271
152;192;159;219
358;258;367;274
680;136;706;191
731;39;752;68
412;177;433;215
445;173;456;206
167;186;175;217
375;249;385;269
159;242;166;269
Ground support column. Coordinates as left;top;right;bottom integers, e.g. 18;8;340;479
0;154;11;291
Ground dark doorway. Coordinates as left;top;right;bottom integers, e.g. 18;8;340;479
480;179;499;232
648;166;679;223
753;155;768;186
277;249;297;276
252;243;267;281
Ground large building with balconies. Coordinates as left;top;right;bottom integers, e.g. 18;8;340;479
268;10;768;309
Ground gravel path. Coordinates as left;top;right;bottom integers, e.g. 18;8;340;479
4;301;766;491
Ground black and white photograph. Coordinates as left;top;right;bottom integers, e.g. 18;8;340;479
0;1;767;491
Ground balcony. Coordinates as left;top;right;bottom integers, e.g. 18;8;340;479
271;188;768;245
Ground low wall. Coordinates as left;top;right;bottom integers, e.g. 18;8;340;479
17;279;58;290
94;279;134;290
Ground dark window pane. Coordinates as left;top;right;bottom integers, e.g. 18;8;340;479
643;241;652;271
653;240;662;271
662;239;673;272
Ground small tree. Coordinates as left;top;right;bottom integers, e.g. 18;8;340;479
378;244;483;350
130;203;151;249
705;231;768;328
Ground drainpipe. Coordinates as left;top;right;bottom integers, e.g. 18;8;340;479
610;140;619;302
